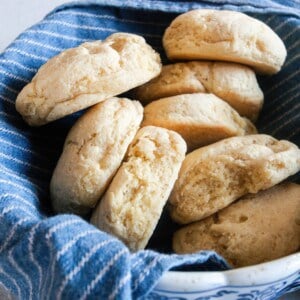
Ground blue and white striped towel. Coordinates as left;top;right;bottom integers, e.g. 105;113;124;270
0;0;299;299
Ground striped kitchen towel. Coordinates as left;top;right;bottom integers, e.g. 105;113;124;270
0;0;299;299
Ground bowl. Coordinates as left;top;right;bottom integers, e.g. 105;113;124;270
154;253;300;299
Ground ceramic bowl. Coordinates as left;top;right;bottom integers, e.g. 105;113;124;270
154;252;300;299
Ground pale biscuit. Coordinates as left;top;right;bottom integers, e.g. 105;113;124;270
173;182;300;267
142;93;257;151
50;97;143;216
169;134;300;224
133;62;263;121
163;9;287;74
16;33;161;126
91;126;187;251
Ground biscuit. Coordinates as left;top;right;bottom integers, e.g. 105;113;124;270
169;134;300;224
91;126;187;251
50;97;143;216
142;93;257;151
163;9;286;74
133;62;263;121
173;182;300;267
16;33;161;126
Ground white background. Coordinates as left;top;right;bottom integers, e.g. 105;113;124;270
0;1;299;299
0;0;69;52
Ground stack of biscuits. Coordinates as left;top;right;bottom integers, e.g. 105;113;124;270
15;10;300;267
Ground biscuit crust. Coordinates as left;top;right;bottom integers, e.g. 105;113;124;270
142;93;257;151
169;134;300;224
134;61;263;121
50;97;143;215
91;126;187;251
163;9;286;74
173;183;300;267
16;33;161;126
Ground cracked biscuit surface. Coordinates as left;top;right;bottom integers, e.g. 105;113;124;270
133;61;263;121
50;97;143;216
163;9;286;74
16;33;161;126
169;134;300;224
173;183;300;267
142;93;257;151
91;126;187;251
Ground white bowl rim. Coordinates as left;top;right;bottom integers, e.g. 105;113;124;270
156;252;300;292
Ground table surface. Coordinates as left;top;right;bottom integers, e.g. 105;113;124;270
0;1;299;299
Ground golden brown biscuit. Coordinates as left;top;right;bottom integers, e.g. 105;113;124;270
142;93;257;151
169;134;300;224
16;33;161;126
134;62;263;121
163;9;286;74
50;97;143;216
91;126;187;251
173;183;300;267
